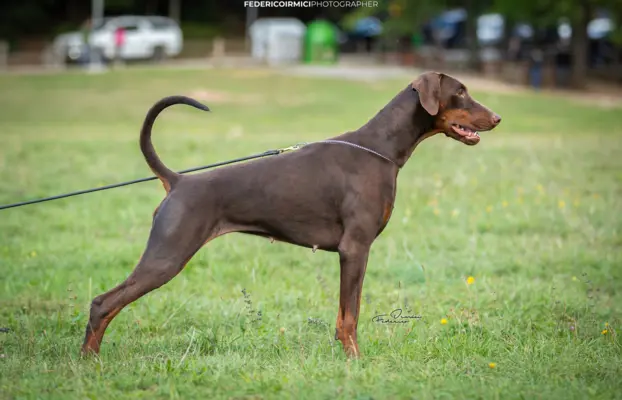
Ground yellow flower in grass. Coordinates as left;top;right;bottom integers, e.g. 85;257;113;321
433;208;440;216
30;251;37;258
466;276;475;285
602;329;608;335
502;200;508;208
572;276;578;281
451;209;460;217
605;322;609;327
440;318;448;325
488;362;496;369
486;205;493;213
558;200;566;209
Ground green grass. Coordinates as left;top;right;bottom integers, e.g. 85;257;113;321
1;67;621;399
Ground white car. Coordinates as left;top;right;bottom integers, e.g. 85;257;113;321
53;15;183;63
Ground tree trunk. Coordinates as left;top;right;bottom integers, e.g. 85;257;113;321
570;1;591;89
465;0;481;71
169;0;181;23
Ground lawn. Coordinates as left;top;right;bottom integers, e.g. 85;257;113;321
0;66;621;399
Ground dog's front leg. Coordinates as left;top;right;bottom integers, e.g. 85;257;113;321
335;237;370;358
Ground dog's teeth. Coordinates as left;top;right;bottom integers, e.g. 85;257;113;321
312;245;318;253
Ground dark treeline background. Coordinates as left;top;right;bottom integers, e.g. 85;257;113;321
0;0;355;41
1;0;621;88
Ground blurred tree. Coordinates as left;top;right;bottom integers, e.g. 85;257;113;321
465;0;491;70
0;0;58;44
383;0;442;38
341;0;446;57
342;0;494;69
65;0;81;22
105;0;136;8
145;0;158;15
494;0;622;88
341;0;442;38
0;0;354;43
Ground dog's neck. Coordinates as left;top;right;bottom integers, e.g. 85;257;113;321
343;85;437;168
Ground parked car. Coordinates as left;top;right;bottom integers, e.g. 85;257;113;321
53;15;183;64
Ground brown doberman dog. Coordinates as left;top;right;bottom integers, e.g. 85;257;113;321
81;71;501;358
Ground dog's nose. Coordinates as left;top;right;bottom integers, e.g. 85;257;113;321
492;114;502;125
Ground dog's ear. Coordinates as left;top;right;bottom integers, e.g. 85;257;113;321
412;72;443;116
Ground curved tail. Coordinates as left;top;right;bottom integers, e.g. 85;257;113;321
140;95;209;190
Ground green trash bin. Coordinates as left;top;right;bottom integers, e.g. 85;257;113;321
412;33;423;49
304;20;338;64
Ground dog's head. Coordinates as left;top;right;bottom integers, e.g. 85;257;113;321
412;72;501;145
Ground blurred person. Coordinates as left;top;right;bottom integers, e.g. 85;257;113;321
529;45;544;90
507;35;521;61
114;26;125;67
555;44;572;87
79;18;92;67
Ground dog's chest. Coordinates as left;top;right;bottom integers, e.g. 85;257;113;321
376;179;398;235
381;201;394;226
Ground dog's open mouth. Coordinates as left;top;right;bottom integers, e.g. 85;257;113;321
449;124;480;145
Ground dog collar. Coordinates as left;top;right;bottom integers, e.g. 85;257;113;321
279;141;398;167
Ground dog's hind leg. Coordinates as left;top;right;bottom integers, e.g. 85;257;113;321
81;197;216;355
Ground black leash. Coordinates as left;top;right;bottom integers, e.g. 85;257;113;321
0;139;397;212
0;148;290;211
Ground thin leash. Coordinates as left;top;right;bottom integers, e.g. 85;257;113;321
0;141;396;211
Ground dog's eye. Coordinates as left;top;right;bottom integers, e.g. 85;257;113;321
456;89;466;97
